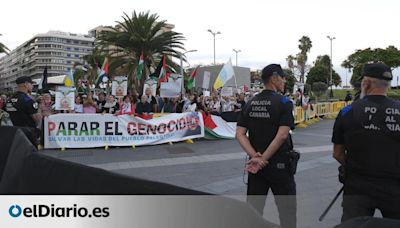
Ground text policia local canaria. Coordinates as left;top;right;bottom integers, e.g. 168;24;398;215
47;116;200;136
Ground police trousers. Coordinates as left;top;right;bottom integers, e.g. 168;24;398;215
247;166;297;228
342;184;400;222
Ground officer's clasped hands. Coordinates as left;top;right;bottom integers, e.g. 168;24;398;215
246;153;268;174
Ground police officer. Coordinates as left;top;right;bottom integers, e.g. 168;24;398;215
5;76;42;138
332;63;400;222
236;64;296;228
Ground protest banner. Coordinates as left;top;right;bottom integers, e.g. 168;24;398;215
44;112;205;149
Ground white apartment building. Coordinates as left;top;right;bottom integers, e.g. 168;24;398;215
0;31;95;93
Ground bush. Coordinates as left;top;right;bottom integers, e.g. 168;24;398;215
312;82;328;96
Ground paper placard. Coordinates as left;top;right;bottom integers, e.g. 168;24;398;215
55;86;75;110
143;79;158;96
112;76;128;97
202;71;211;89
221;87;234;97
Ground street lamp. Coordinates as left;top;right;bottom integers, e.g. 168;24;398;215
327;35;336;98
180;49;198;76
232;49;241;66
208;29;221;65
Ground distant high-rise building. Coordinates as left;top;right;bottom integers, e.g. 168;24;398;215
0;31;95;93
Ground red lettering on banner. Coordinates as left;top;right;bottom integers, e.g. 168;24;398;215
138;123;146;135
48;121;56;135
127;122;137;135
167;120;176;132
148;124;157;134
158;123;166;134
178;118;186;130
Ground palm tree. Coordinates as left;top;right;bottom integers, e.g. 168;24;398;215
286;54;296;80
98;11;186;93
297;36;312;83
0;34;10;54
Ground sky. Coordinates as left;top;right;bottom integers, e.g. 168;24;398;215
1;0;400;86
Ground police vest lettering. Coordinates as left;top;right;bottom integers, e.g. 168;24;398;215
249;111;270;118
249;100;271;119
386;124;400;131
250;100;271;105
385;108;400;115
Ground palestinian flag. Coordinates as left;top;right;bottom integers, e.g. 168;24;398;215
187;65;200;90
158;55;168;83
201;112;235;139
137;51;144;80
95;57;109;86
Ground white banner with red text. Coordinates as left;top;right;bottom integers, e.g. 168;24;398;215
44;112;204;149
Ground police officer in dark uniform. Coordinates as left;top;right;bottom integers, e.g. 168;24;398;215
5;76;42;140
236;64;296;228
332;63;400;222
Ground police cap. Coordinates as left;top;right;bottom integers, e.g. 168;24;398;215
16;76;34;84
261;64;286;83
362;63;392;81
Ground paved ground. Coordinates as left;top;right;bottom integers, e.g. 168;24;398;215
42;119;348;228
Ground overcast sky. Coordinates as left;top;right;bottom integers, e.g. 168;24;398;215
1;0;400;86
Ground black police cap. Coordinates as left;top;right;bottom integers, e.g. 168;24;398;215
16;76;34;84
362;63;392;81
261;64;285;82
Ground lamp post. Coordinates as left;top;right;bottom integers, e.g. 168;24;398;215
232;49;241;66
327;35;336;98
180;49;198;76
208;29;221;65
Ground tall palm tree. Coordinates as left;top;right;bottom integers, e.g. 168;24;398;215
297;36;312;83
0;34;10;54
98;11;186;93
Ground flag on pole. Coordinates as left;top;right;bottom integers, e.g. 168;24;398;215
38;66;48;91
137;51;144;80
96;57;109;86
213;59;235;90
158;55;169;83
64;68;74;87
150;55;163;80
187;65;200;90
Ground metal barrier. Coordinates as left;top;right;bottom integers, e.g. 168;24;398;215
294;101;349;125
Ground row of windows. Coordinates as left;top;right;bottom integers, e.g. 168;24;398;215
37;52;64;56
37;65;66;71
36;52;82;58
65;47;91;52
36;37;94;46
36;59;67;64
37;44;63;49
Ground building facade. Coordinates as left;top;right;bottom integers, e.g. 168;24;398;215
0;31;94;93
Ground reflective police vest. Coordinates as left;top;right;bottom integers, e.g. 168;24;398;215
343;96;400;179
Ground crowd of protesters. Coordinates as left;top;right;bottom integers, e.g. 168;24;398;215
0;87;315;124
